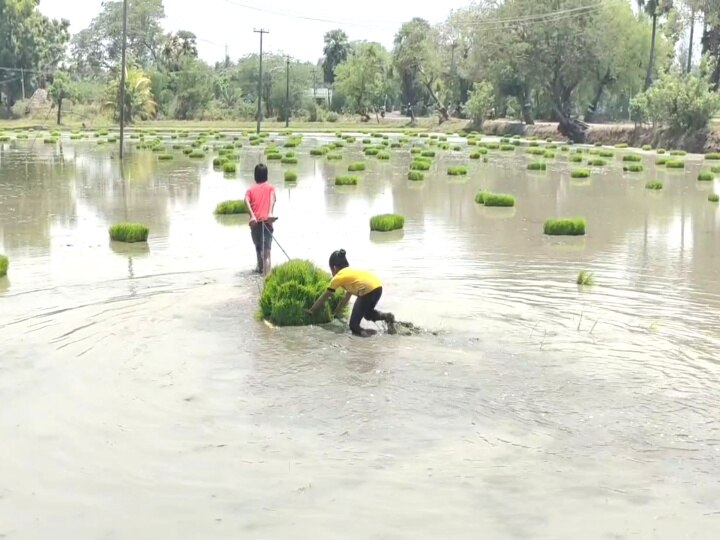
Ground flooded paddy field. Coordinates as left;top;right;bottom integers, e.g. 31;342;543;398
1;129;719;538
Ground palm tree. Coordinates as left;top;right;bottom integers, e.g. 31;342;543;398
103;68;157;124
638;0;672;90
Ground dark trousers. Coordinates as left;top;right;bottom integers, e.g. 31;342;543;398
250;221;273;269
350;287;383;336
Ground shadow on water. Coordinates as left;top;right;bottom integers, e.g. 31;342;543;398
369;230;405;244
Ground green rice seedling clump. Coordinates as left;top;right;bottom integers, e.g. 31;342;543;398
527;161;546;171
622;154;641;162
571;168;590;178
670;150;687;156
483;193;516;207
421;150;436;158
569;154;583;163
335;175;359;186
326;152;342;161
158;153;173;161
706;153;720;160
364;147;380;156
598;150;615;158
348;162;366;172
486;142;500;150
645;180;663;190
408;171;424;181
447;165;468;176
310;147;328;156
267;152;282;161
285;171;298;182
214;200;248;215
189;149;205;158
411;160;431;171
577;271;594;285
615;143;629;149
500;144;515;151
665;159;685;169
623;164;644;172
370;214;405;232
474;191;487;204
222;162;237;174
0;254;8;277
642;144;652;151
657;148;666;154
711;165;720;173
377;150;391;160
656;157;668;165
543;218;586;236
281;156;298;165
259;260;345;327
182;147;193;155
527;147;545;156
709;193;719;202
698;171;714;181
543;151;556;159
588;158;607;167
109;223;149;243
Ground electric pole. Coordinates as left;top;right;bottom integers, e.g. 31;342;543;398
687;9;695;73
285;56;290;128
20;68;25;100
254;28;269;134
119;0;128;160
312;69;317;99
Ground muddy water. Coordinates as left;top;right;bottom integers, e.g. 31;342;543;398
1;133;719;538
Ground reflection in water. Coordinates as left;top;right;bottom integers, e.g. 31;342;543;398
0;135;719;537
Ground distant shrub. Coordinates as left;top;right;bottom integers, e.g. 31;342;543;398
657;148;666;154
285;171;298;182
698;171;714;181
527;161;546;171
408;171;424;181
483;193;516;207
543;218;586;236
645;180;663;190
326;112;339;122
109;223;149;243
447;165;468;176
623;164;644;172
571;168;590;178
335;175;359;186
370;214;405;232
214;200;248;215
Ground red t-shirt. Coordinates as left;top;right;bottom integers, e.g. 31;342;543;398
245;182;275;221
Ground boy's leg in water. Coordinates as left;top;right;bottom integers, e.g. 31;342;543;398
250;224;263;273
262;224;273;277
363;287;396;335
349;297;366;336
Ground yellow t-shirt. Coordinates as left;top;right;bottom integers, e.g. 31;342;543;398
328;267;382;297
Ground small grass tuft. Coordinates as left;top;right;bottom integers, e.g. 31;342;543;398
571;168;590;178
622;154;642;162
577;270;594;286
698;171;714;181
474;191;487;204
326;152;343;161
447;165;468;176
588;158;607;167
665;159;685;169
281;156;298;165
0;254;8;277
709;193;719;202
348;161;366;172
222;162;237;174
670;150;687;156
500;144;515;151
285;171;298;182
158;153;173;161
377;150;391;160
109;223;149;243
614;143;629;149
642;144;653;151
335;175;359;186
214;200;248;215
483;193;515;207
527;161;547;171
543;218;586;236
623;164;644;172
370;214;405;232
410;160;431;171
657;148;666;154
569;154;583;163
408;171;424;181
645;180;663;190
189;149;205;158
705;152;720;160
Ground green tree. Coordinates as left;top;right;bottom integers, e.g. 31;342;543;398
321;29;350;85
335;42;392;121
104;67;157;123
161;30;197;71
465;81;494;128
169;59;212;119
0;0;70;114
48;71;77;125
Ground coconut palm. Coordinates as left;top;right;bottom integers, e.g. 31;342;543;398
103;68;157;123
637;0;673;89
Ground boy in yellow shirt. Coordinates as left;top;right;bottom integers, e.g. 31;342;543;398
308;249;396;337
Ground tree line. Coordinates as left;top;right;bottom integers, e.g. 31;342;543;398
2;0;720;138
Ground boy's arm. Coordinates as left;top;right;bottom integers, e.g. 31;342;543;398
245;192;257;223
308;290;334;315
270;188;277;217
333;292;353;318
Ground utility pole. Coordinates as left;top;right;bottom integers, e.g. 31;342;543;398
254;28;269;134
285;56;290;128
312;69;317;98
687;9;696;74
118;0;128;160
20;68;25;100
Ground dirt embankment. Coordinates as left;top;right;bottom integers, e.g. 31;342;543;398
482;120;717;153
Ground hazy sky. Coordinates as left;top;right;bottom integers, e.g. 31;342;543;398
38;0;472;63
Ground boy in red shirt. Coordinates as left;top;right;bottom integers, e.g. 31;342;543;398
244;164;276;276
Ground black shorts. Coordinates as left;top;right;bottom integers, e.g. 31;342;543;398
350;286;383;335
251;221;273;252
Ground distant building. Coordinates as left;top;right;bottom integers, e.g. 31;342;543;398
307;87;331;105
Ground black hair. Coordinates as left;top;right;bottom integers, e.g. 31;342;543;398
254;163;269;183
329;249;349;269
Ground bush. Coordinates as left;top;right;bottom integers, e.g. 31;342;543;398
447;166;468;176
285;171;298;182
588;158;607;167
483;193;515;207
665;159;685;169
158;153;173;161
709;193;719;202
370;214;405;232
623;164;644;172
109;223;149;243
259;260;344;326
214;200;248;215
411;160;431;171
474;191;487;204
335;175;359;186
189;150;205;158
223;162;237;174
577;271;594;286
0;255;8;277
645;180;664;190
622;154;642;162
326;112;339;122
408;171;424;181
630;71;720;132
543;218;586;236
527;161;547;171
698;171;714;181
569;154;583;163
571;168;590;178
281;156;298;165
348;161;366;172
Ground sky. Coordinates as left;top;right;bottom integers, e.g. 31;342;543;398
38;0;473;64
